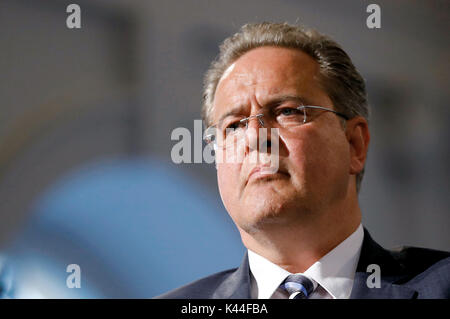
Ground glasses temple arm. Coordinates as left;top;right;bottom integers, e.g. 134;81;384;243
301;105;349;120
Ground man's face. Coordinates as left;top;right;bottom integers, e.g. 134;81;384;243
212;47;352;234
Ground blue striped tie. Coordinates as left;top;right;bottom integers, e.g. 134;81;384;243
280;274;315;299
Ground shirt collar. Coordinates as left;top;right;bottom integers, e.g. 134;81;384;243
248;249;291;299
248;223;364;299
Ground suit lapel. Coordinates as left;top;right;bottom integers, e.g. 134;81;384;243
350;229;417;299
212;252;252;299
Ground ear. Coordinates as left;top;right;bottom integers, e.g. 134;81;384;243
345;116;370;175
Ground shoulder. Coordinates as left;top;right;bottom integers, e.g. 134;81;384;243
361;228;450;277
154;268;238;299
389;245;450;272
356;229;450;298
389;246;450;298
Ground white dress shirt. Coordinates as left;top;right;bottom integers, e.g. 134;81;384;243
248;223;364;299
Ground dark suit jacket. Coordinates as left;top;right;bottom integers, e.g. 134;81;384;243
157;229;450;299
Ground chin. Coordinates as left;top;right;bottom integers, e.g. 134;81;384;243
240;188;319;232
235;200;296;234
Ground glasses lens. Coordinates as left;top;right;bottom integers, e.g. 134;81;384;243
277;107;307;127
222;128;245;150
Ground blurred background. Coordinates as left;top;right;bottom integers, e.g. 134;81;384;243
0;0;448;298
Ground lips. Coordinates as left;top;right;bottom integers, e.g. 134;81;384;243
247;165;289;184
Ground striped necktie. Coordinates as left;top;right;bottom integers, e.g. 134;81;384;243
280;274;315;299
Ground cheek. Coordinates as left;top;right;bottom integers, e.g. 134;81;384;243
217;163;241;206
320;128;350;173
282;135;308;184
284;126;349;189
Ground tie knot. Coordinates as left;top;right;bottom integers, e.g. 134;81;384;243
280;274;315;299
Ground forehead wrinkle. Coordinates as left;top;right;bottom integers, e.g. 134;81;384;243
213;47;325;124
214;73;299;124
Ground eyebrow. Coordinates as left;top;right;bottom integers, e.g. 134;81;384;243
215;94;312;125
216;105;247;125
265;94;312;106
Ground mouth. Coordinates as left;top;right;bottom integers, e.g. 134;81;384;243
246;166;290;185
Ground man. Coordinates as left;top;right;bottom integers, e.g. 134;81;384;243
158;22;450;299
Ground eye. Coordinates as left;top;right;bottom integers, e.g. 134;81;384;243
281;108;295;116
226;121;243;130
277;107;302;116
223;120;246;134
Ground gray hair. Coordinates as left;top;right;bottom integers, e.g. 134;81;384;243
202;22;369;192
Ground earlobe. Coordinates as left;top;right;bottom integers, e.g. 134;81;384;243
346;117;370;175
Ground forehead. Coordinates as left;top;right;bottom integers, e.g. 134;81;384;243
213;46;324;121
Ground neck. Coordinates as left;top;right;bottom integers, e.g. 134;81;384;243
239;193;362;273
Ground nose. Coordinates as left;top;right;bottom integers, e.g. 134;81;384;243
244;113;265;129
244;114;272;154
